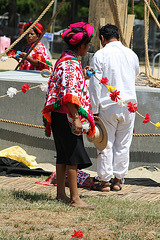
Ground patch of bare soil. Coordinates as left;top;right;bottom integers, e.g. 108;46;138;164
0;209;114;239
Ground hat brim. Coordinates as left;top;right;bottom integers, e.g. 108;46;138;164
87;116;108;151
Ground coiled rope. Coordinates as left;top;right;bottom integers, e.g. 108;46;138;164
109;0;160;88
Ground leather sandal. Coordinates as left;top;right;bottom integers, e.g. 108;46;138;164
91;183;110;192
111;179;122;191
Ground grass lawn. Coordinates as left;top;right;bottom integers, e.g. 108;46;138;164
0;186;160;240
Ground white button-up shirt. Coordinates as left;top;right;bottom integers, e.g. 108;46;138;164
89;41;139;114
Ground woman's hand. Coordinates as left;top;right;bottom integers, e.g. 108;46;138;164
83;66;90;79
18;52;27;59
67;102;83;135
83;66;95;79
18;52;39;66
73;117;83;135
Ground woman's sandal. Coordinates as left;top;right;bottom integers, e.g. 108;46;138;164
91;183;110;192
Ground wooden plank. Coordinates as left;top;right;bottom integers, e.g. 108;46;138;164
0;176;159;202
125;14;135;47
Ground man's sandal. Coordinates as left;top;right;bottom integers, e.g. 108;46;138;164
91;183;110;192
111;182;122;191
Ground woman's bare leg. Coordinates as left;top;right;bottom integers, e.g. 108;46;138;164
56;164;70;202
66;165;88;207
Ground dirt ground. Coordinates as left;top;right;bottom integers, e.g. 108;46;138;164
0;208;119;240
0;209;158;240
0;183;159;240
0;164;159;239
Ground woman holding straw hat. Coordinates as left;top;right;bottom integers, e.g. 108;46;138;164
42;22;96;208
12;21;51;71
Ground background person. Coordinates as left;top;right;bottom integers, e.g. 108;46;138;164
89;24;139;192
13;21;51;71
42;22;96;208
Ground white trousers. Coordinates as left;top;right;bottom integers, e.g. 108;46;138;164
97;105;135;182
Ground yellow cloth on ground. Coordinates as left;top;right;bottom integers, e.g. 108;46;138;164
0;146;37;168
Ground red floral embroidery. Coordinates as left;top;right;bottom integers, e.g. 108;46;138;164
43;55;95;138
19;42;50;71
143;113;150;123
127;102;138;113
110;90;120;102
37;55;45;63
71;230;83;238
21;84;30;93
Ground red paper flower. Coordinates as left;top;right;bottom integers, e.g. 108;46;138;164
127;102;138;113
71;230;83;238
143;113;151;123
100;77;109;85
21;84;31;93
110;90;120;102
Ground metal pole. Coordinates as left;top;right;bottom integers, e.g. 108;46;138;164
51;0;57;53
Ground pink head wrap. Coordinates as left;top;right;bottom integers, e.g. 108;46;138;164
62;22;94;45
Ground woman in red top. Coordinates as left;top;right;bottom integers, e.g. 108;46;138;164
42;22;96;208
14;21;51;70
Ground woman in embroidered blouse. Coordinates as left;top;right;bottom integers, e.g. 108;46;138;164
42;22;96;208
13;21;51;71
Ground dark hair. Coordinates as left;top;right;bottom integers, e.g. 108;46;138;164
63;27;90;51
32;26;40;36
99;24;119;41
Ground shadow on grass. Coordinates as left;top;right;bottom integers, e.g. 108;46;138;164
11;189;56;202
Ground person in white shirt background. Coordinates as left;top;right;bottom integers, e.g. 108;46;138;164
89;24;139;192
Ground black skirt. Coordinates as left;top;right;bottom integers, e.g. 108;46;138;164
51;112;92;170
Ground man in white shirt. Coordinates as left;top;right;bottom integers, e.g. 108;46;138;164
89;24;139;191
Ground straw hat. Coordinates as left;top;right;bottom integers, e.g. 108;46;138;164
87;116;108;151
